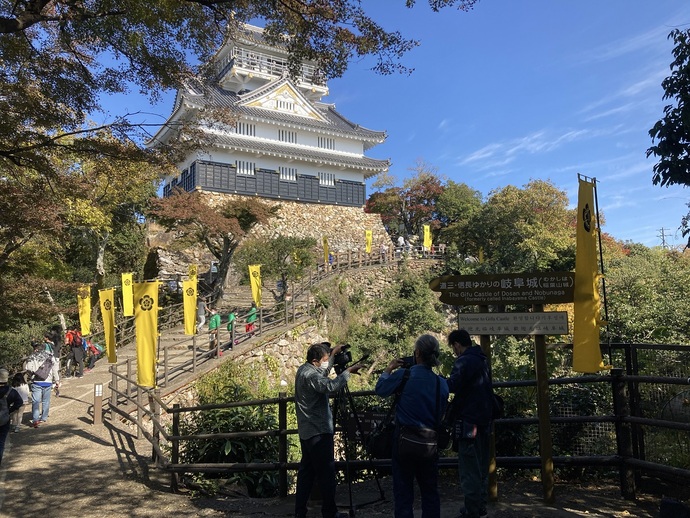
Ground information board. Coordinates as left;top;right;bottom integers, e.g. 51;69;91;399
430;271;575;306
457;311;569;335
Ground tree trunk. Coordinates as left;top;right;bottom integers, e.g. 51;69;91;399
43;288;67;334
96;232;109;290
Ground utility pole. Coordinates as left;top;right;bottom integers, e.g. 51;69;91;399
658;228;670;249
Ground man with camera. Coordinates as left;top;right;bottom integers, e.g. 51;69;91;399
294;342;364;518
375;334;449;518
446;329;494;518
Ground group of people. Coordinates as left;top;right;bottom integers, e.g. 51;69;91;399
294;329;494;518
197;297;258;354
0;323;105;466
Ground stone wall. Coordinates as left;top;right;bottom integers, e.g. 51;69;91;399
146;194;390;280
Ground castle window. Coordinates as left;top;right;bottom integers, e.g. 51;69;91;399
278;129;298;144
317;136;335;150
318;172;335;186
236;160;256;176
235;122;256;136
276;99;295;112
279;166;297;182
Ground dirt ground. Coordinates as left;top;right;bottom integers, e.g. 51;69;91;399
0;344;686;518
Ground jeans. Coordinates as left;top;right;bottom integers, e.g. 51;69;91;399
0;421;9;465
391;429;441;518
457;423;491;518
295;433;338;518
31;383;53;422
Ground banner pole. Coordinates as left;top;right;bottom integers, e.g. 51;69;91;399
591;177;612;366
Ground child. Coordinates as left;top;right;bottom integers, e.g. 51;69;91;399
10;372;29;433
226;309;237;346
84;340;104;372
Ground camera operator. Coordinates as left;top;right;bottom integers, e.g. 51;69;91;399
294;342;364;518
375;334;449;518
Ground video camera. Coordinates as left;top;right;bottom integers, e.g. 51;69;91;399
332;344;369;374
399;355;415;369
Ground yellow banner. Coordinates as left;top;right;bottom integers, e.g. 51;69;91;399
183;279;197;336
188;264;198;284
249;265;262;308
423;225;432;249
323;236;329;265
365;230;372;254
99;288;117;363
77;285;91;336
133;281;159;387
122;272;134;317
573;178;608;373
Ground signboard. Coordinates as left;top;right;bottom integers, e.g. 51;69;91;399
458;312;569;335
430;271;575;306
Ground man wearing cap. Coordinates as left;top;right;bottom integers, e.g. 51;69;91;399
0;368;23;465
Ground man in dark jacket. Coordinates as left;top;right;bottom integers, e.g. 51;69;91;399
446;329;494;518
0;368;24;466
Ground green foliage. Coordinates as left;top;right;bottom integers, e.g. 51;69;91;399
465;180;576;273
233;235;316;302
0;322;49;372
178;361;282;497
606;247;690;343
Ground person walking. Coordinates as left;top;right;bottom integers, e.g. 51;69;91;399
10;372;29;432
208;307;221;355
245;302;257;336
294;342;363;518
65;326;84;378
0;368;23;465
196;296;208;333
375;334;449;518
26;348;60;428
446;329;494;518
226;308;237;346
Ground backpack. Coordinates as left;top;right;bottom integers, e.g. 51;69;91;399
0;391;9;426
25;350;55;382
70;332;83;349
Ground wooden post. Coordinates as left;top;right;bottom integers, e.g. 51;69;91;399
151;388;161;464
93;383;103;426
612;368;636;499
171;404;180;492
533;303;554;503
164;346;169;387
278;391;288;497
126;359;132;399
258;306;263;336
110;366;118;410
136;387;143;440
192;334;197;372
478;305;499;501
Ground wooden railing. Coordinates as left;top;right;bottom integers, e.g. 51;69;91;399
113;367;690;500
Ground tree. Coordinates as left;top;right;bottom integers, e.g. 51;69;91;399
466;180;576;273
148;190;275;298
436;180;483;253
647;28;690;245
233;235;317;302
605;245;690;343
365;159;444;237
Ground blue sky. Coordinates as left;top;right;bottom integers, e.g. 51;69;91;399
327;0;690;248
114;1;690;248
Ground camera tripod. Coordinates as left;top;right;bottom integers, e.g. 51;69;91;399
331;384;386;516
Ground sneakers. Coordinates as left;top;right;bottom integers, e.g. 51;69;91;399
32;420;39;428
13;426;19;433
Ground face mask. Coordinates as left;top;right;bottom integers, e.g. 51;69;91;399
320;361;330;370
